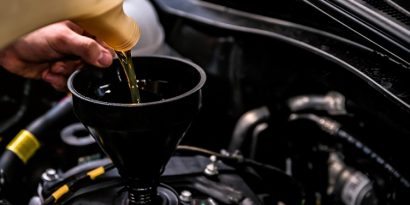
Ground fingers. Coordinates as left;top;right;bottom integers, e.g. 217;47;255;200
48;26;113;68
2;20;114;91
42;59;84;91
50;60;83;76
0;47;49;79
63;21;85;35
42;70;68;91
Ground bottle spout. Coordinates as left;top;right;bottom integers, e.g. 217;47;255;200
0;0;140;51
74;2;140;51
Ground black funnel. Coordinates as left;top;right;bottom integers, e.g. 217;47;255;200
68;56;206;204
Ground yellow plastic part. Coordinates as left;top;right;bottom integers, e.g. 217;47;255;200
6;130;41;164
0;0;140;51
52;184;70;202
87;166;105;180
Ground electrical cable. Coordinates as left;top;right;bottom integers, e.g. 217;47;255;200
336;129;410;188
176;145;227;158
42;163;115;205
289;113;410;189
0;94;74;204
176;145;306;204
43;145;305;204
177;145;293;176
0;95;73;194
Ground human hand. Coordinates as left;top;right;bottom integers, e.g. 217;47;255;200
0;21;113;91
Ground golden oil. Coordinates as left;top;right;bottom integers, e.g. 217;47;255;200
115;50;141;103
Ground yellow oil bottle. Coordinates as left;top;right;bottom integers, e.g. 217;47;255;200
0;0;140;51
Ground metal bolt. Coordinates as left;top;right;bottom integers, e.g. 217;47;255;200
204;155;219;176
207;198;218;205
41;168;59;182
0;169;5;185
179;190;192;202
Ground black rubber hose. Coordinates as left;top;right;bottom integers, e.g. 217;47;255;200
0;151;23;186
289;113;410;189
0;80;32;133
0;96;73;196
335;129;410;188
26;95;73;137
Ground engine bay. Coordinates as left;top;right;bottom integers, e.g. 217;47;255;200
1;0;410;205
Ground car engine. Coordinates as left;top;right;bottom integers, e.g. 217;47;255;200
1;0;410;205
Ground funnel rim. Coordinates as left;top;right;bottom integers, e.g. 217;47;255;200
67;55;206;107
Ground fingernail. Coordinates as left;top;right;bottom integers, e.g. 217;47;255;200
97;52;112;67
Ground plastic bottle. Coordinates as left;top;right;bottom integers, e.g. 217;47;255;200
0;0;140;51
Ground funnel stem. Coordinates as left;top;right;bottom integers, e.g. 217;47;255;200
128;184;156;205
